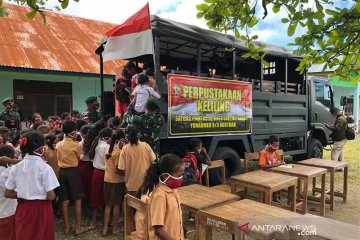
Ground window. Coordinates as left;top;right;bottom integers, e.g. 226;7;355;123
315;81;331;108
14;80;72;120
263;62;276;75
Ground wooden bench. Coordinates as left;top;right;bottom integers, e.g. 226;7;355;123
124;194;149;240
203;160;226;187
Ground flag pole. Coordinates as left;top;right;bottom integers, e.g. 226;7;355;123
95;37;108;116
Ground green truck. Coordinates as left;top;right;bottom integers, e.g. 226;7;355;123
112;16;335;181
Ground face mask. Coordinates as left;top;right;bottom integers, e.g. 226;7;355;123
33;146;45;157
159;173;183;189
71;117;78;122
268;144;278;152
67;131;77;138
35;116;42;122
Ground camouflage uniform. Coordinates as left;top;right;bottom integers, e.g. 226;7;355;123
124;103;164;158
0;110;21;136
81;110;101;126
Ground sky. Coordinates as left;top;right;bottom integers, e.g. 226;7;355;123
6;0;355;48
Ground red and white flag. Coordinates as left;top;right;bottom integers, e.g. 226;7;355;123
103;3;154;62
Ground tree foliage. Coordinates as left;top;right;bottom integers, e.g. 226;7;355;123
197;0;360;80
0;0;78;24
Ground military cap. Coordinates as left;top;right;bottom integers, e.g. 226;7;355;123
2;97;13;105
85;96;97;104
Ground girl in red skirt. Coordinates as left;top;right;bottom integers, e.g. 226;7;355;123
5;130;59;240
88;128;112;231
78;125;94;202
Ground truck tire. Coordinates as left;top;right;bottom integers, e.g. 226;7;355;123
307;139;323;159
209;147;241;186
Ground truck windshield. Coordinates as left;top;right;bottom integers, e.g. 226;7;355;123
315;82;332;108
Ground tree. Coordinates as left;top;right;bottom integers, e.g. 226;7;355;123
197;0;360;80
0;0;78;23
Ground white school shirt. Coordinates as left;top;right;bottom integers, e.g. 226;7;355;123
5;154;60;200
0;166;17;218
133;85;161;113
92;140;109;170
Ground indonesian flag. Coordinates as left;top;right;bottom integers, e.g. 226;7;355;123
103;3;154;62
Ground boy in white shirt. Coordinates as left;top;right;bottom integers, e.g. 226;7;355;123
132;74;161;114
0;145;18;239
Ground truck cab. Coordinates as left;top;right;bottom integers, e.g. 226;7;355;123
307;77;335;158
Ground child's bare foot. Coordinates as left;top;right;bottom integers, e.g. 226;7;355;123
87;224;97;231
75;226;87;236
112;226;124;234
64;226;71;235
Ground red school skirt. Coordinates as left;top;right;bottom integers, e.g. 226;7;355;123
14;200;54;240
78;161;94;201
90;168;105;208
0;215;15;240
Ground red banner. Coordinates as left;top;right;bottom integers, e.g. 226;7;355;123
168;74;252;137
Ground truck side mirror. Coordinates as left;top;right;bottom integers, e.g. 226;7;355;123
340;96;347;106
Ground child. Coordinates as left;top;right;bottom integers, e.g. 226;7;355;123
115;68;132;122
5;131;59;240
259;135;283;170
132;74;161;114
56;121;86;235
141;153;185;240
102;129;126;236
45;133;60;178
118;125;156;196
0;145;18;240
78;125;94;202
183;138;211;185
88;127;112;231
259;135;283;202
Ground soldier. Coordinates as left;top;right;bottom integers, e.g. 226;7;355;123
0;97;21;136
123;97;164;158
81;96;101;126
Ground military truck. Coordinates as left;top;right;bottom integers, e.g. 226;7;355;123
112;16;335;179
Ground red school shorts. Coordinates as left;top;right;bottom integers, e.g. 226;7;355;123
118;102;129;115
78;161;94;201
90;168;105;208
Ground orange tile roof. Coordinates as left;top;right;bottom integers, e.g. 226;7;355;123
0;4;126;75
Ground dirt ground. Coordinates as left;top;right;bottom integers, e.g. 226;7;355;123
55;139;360;239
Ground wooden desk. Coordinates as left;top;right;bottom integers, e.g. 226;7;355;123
270;164;327;216
198;199;303;240
178;184;239;240
231;170;298;211
298;158;348;211
288;214;360;240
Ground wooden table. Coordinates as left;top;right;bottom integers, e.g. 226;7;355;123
270;164;327;216
178;184;239;240
298;158;348;211
288;214;360;240
198;199;304;240
198;199;360;240
231;170;298;211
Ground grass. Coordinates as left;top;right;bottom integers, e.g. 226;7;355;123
56;139;360;239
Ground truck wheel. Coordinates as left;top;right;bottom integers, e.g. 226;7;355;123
307;139;323;159
210;147;241;186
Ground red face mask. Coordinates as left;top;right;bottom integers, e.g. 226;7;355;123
160;174;183;189
268;144;278;152
34;116;42;122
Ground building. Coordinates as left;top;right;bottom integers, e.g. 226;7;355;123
309;65;359;126
0;4;125;120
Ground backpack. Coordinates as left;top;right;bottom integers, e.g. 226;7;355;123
182;152;201;185
115;79;130;102
345;124;355;140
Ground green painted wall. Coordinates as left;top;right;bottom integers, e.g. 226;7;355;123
0;70;114;114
